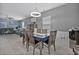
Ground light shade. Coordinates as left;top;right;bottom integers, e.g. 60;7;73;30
30;12;41;17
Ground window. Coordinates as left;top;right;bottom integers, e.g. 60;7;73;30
22;22;24;28
42;16;51;33
42;16;51;24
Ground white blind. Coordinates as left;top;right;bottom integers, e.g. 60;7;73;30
42;16;51;33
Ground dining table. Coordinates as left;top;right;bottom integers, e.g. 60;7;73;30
33;32;49;55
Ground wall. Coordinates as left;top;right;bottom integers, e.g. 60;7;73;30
37;3;79;31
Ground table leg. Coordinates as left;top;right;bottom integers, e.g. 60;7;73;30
40;42;43;55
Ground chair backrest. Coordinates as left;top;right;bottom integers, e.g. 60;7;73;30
48;31;57;46
24;29;29;41
37;29;41;33
42;29;47;34
27;24;34;33
27;30;35;44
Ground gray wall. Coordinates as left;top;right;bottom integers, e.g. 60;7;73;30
37;3;79;31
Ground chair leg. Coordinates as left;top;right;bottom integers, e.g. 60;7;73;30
42;43;44;48
22;39;25;45
53;43;56;51
48;46;50;54
22;37;25;45
33;46;35;55
40;42;43;55
26;41;29;52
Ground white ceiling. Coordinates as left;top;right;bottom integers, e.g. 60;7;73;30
0;3;66;20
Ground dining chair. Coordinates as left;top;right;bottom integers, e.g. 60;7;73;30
27;30;40;54
25;30;30;50
43;31;57;54
27;24;34;33
22;28;30;51
72;48;78;55
42;29;47;34
37;29;41;33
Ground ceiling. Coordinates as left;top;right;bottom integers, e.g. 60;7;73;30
0;3;66;20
